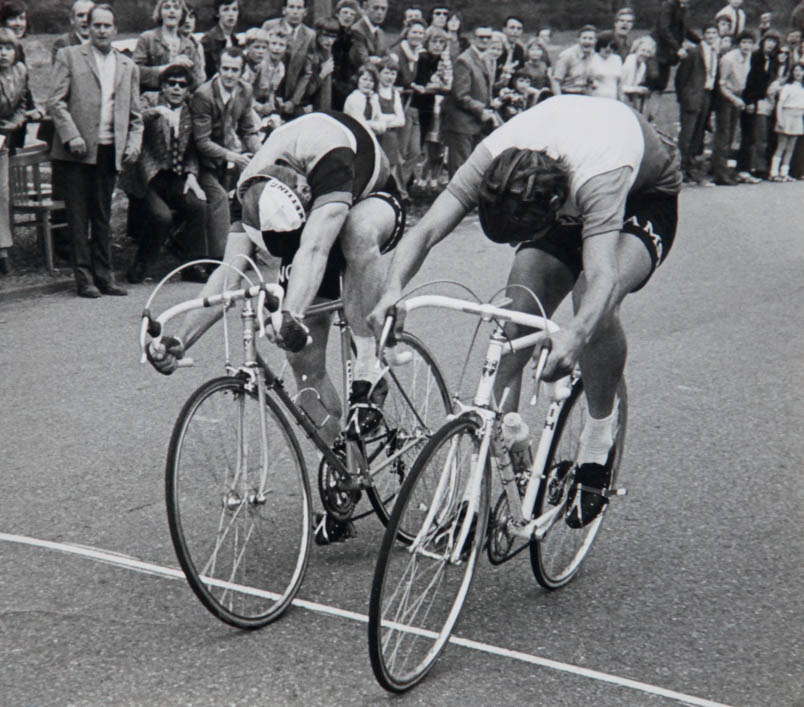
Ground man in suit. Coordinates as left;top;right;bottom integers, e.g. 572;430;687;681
120;63;209;285
350;0;389;67
48;4;143;298
654;0;700;92
51;0;93;61
190;46;261;259
263;0;316;118
442;26;497;177
675;23;719;184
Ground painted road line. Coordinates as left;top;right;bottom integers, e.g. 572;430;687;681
0;532;732;707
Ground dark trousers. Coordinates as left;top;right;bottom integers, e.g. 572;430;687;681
135;171;208;265
711;101;741;181
57;145;118;288
677;91;711;171
443;130;480;178
736;110;755;172
198;166;231;258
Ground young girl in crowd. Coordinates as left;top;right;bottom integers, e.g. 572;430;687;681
307;17;339;111
0;28;27;274
411;28;452;192
770;62;804;181
621;35;656;114
343;64;385;135
493;71;532;121
522;37;555;95
375;57;406;197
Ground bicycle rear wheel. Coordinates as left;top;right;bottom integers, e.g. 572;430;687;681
364;332;452;539
166;376;312;629
368;415;489;692
530;378;628;590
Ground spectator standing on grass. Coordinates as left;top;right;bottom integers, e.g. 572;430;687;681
769;61;804;180
711;30;755;185
350;0;390;68
0;27;26;274
375;56;406;197
553;24;597;95
330;0;360;110
612;6;636;60
588;31;623;100
442;25;496;177
263;0;316;120
120;63;209;285
675;24;718;184
52;0;93;60
190;46;261;259
133;0;205;92
47;4;143;298
653;0;700;93
622;35;657;115
306;16;339;110
201;0;242;80
251;31;288;132
716;0;746;37
445;11;466;61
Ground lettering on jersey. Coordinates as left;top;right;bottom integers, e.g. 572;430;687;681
625;215;664;263
279;263;293;285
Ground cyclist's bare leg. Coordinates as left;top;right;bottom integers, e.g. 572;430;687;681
340;197;396;341
285;305;342;444
572;231;652;418
495;247;576;410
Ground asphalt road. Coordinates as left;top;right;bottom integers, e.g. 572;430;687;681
1;181;802;706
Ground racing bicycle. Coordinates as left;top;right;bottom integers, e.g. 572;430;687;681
139;266;451;630
367;293;628;692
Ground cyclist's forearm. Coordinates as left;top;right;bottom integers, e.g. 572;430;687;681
283;246;328;315
567;268;622;346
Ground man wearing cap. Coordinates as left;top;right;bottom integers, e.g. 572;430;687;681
146;110;406;445
121;63;209;284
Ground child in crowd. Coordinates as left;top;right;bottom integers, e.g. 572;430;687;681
252;30;287;134
493;71;532;121
770;62;804;181
411;28;452;192
621;35;656;114
242;27;270;85
375;57;406;197
522;37;555;94
343;64;385;135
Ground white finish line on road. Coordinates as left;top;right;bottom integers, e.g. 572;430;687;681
1;532;732;707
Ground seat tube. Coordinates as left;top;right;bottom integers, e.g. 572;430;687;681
473;327;507;408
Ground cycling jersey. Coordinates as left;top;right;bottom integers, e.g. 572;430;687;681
448;95;681;241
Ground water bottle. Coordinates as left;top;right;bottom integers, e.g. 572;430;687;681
502;412;533;477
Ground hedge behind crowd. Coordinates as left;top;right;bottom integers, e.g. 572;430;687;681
27;0;801;35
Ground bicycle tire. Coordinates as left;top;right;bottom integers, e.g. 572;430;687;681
368;415;490;692
529;378;628;590
166;376;312;629
363;332;452;540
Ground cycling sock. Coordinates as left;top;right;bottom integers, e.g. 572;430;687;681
353;335;383;384
577;404;618;466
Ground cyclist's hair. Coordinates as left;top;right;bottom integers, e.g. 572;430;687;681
478;148;569;244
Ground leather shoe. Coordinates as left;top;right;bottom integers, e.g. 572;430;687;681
97;282;128;296
714;176;738;186
126;260;148;284
180;264;209;283
77;284;102;298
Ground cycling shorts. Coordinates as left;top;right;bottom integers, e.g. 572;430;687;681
517;190;678;292
274;179;406;300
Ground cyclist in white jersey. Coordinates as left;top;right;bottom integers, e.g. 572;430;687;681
369;95;682;526
148;111;406;442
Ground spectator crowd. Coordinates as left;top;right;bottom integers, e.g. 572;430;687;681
0;0;802;291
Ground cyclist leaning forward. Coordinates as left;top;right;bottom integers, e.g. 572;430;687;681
369;95;682;528
148;110;406;443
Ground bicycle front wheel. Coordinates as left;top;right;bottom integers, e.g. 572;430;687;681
364;332;452;538
166;376;312;629
530;379;628;590
368;416;489;692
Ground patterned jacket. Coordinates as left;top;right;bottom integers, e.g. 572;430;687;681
119;91;199;198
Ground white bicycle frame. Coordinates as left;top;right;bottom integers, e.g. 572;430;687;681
383;294;588;561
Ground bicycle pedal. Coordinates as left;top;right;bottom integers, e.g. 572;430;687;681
314;512;357;546
601;487;627;499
